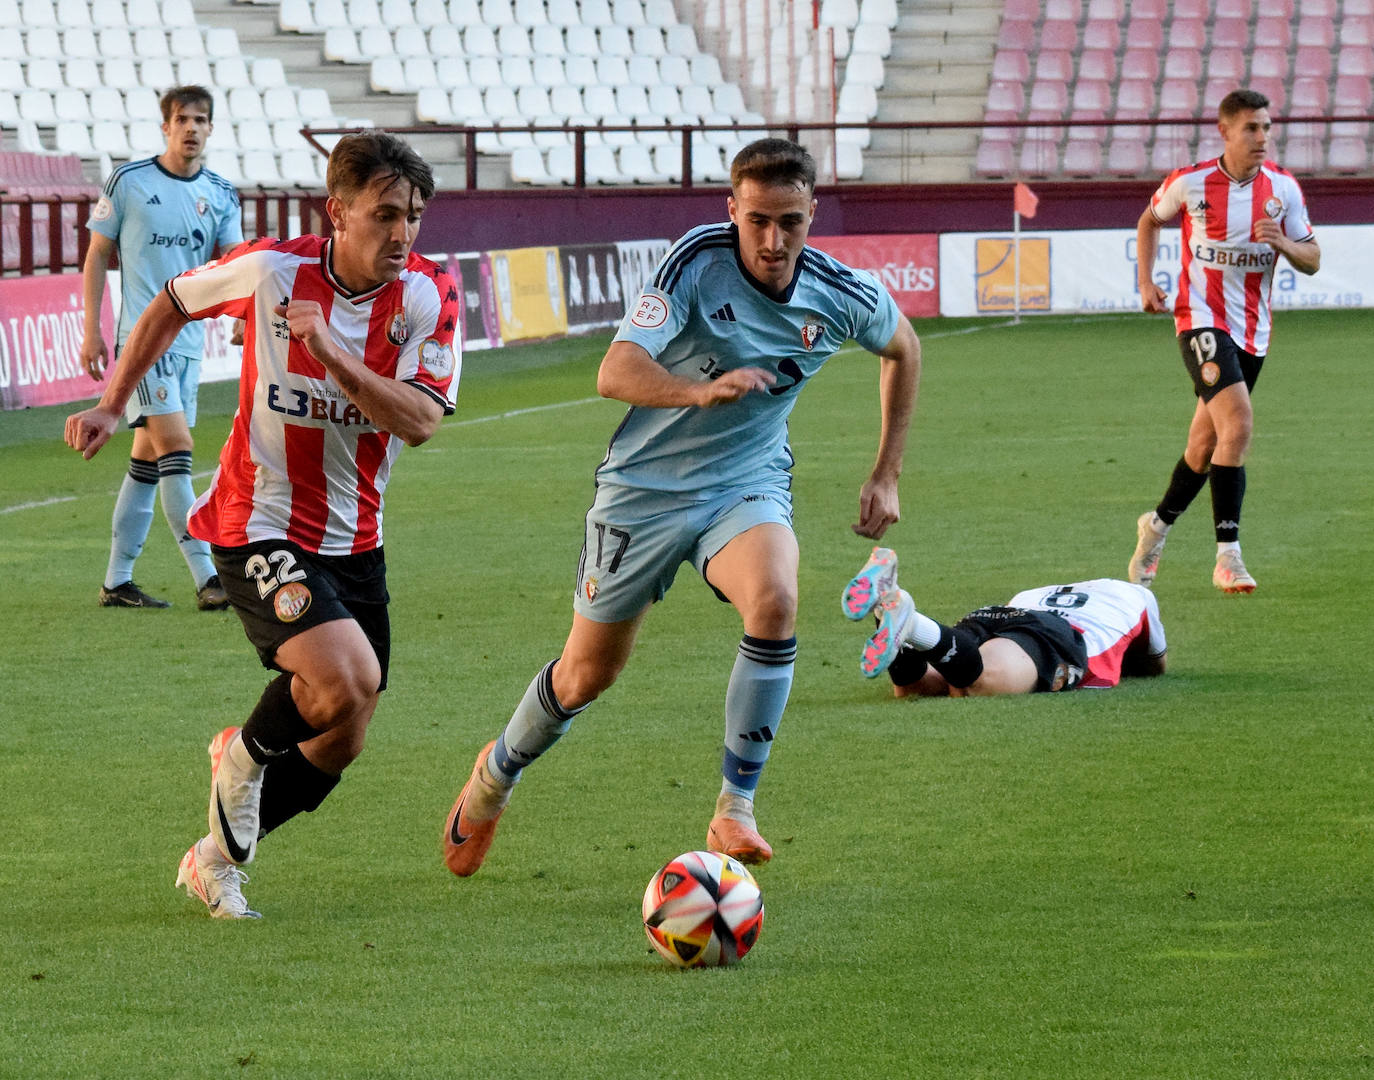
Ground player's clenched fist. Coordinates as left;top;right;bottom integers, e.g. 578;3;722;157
696;365;776;407
273;300;332;358
64;405;119;460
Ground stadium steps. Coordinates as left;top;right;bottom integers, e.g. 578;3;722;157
861;1;1002;184
190;0;490;191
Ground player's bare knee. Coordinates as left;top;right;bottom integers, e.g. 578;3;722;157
552;658;618;710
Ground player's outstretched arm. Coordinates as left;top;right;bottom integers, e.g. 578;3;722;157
273;300;444;446
596;339;775;408
1136;207;1170;313
853;319;920;540
65;290;190;460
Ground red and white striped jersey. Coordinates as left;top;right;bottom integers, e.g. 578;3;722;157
169;235;461;555
1149;158;1314;355
1008;579;1167;689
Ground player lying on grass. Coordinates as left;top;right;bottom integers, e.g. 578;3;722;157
843;548;1166;696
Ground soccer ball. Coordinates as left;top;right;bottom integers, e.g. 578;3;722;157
641;850;764;968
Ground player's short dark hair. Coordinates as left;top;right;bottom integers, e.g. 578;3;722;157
1219;89;1270;120
159;85;214;123
326;131;436;205
730;138;817;193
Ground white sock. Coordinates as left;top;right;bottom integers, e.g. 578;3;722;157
1150;512;1171;533
197;835;228;863
1217;541;1241;556
906;609;943;651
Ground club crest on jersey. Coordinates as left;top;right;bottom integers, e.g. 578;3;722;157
630;292;669;329
387;311;409;347
156;386;168;402
196;197;208;216
274;582;312;622
583;575;599;602
419;338;453;379
1264;197;1283;218
800;318;825;350
91;196;112;222
1201;361;1221;386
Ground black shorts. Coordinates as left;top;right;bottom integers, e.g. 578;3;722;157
955;606;1088;693
212;539;391;691
1177;328;1264;403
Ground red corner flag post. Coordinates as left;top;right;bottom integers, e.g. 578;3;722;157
1012;182;1038;322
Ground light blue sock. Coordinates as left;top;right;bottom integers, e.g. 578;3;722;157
157;451;215;589
105;459;158;589
720;635;796;800
488;660;587;785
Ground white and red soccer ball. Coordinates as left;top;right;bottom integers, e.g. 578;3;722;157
642;850;764;968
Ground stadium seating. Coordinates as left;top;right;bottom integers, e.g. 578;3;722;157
980;0;1372;178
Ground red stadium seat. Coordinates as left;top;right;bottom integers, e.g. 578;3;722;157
1123;0;1166;19
1168;19;1206;51
1027;80;1069;119
1114;79;1156;119
1336;46;1374;77
1249;78;1287;113
974;135;1015;178
1342;17;1374;47
991;48;1030;84
1044;0;1082;20
1206;48;1245;83
1123;18;1163;52
1077;48;1117;83
1035;50;1074;83
1171;0;1208;18
1298;0;1336;14
1214;0;1251;17
1333;75;1374;114
1002;0;1039;21
1018;129;1061;177
1086;0;1124;19
1295;17;1335;49
1282;135;1323;173
1209;18;1249;51
1038;19;1078;52
1288;77;1328;115
1346;0;1374;15
1106;137;1147;176
1327;136;1370;173
1202;78;1234;113
996;17;1033;51
1253;17;1290;50
1120;48;1160;83
1292;46;1332;83
1070;79;1111;116
986;80;1025;119
1150;126;1195;173
1158;81;1199;117
1248;48;1289;82
1082;19;1119;52
1163;51;1203;82
1061;137;1102;176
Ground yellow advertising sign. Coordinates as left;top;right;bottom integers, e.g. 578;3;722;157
488;246;568;342
974;237;1050;314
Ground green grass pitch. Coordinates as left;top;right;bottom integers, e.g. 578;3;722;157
1;311;1371;1078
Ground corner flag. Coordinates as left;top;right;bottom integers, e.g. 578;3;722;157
1013;182;1039;219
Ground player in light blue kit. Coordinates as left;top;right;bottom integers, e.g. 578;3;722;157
445;138;923;875
81;84;243;610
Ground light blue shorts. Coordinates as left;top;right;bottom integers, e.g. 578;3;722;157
572;479;795;623
122;350;200;428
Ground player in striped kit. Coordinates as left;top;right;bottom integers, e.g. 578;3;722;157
66;133;460;918
80;85;243;611
1130;89;1320;594
844;548;1167;697
442;138;922;877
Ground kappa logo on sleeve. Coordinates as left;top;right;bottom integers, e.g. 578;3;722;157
629;291;669;329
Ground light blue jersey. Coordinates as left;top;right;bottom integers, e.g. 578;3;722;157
604;222;901;495
88;157;243;356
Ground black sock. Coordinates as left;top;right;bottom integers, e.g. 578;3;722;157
925;624;986;689
1209;464;1246;543
888;646;929;688
1156;456;1209;526
240;673;319;766
257;745;341;837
